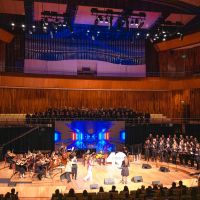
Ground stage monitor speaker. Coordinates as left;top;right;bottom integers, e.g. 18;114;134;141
60;172;67;181
104;178;115;185
131;176;143;183
152;181;161;186
8;182;17;187
159;166;170;172
142;163;152;169
90;184;99;189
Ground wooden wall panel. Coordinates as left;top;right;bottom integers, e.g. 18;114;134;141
0;88;189;118
159;45;200;76
155;32;200;51
0;41;5;72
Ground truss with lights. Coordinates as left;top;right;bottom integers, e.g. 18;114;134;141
91;8;146;29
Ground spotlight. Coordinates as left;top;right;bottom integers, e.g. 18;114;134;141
130;19;134;26
135;18;139;26
105;16;109;24
44;17;48;26
98;15;103;23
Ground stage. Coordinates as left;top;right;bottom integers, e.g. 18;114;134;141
0;160;199;200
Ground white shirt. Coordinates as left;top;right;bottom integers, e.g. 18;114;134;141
65;161;72;172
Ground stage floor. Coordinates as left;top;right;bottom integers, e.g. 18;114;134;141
0;160;199;199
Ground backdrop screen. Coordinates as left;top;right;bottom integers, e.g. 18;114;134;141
55;120;125;152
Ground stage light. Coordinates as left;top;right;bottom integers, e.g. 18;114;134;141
21;24;25;28
44;17;48;26
43;26;47;30
98;15;103;23
32;25;36;29
87;30;90;33
97;31;100;34
120;130;126;141
135;18;139;26
130;19;134;26
136;32;140;36
105;16;109;24
11;22;15;27
146;33;150;37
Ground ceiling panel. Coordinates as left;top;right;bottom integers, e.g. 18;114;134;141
179;0;200;6
0;0;24;15
165;13;196;25
34;2;67;21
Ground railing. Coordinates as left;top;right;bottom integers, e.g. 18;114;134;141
0;114;200;126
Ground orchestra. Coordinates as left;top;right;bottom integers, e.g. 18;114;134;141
144;134;200;170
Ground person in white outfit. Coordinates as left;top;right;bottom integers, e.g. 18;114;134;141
65;158;72;183
83;156;93;181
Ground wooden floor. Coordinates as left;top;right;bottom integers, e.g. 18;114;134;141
0;160;199;200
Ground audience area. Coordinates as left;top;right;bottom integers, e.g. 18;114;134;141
50;181;200;200
26;107;150;124
1;181;200;200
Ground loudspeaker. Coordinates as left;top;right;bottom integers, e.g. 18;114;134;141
104;178;115;185
159;166;170;172
152;181;161;186
131;176;143;183
60;172;67;181
90;184;99;189
142;163;152;169
8;182;17;187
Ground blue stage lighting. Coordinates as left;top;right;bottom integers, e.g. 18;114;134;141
54;131;61;142
120;130;126;141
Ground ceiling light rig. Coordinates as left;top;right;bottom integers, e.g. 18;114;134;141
91;8;146;30
149;21;184;43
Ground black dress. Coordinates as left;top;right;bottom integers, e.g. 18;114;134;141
121;160;129;177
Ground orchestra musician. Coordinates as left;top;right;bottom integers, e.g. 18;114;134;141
16;155;27;178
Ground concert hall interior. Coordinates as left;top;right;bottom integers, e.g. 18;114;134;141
1;0;200;200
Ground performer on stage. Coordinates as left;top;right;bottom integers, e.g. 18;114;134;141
121;156;129;184
65;158;72;183
83;156;93;181
71;156;78;180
